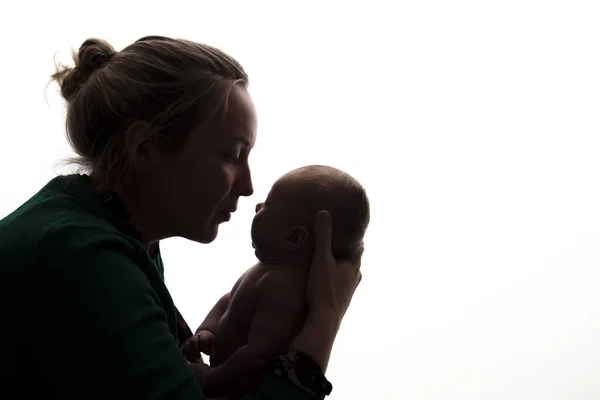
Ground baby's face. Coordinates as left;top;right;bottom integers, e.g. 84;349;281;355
250;177;311;262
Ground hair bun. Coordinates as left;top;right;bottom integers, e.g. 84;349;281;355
52;38;116;103
78;39;116;71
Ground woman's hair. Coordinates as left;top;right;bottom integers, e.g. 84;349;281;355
51;36;248;187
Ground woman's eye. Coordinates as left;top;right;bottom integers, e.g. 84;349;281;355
224;152;241;162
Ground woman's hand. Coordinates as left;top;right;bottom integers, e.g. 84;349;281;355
290;210;363;372
188;359;210;387
307;210;362;322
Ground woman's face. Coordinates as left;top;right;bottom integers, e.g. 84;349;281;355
147;84;257;243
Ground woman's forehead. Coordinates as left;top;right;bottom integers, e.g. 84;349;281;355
220;85;257;144
191;85;257;147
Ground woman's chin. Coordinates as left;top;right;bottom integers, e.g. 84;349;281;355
186;213;233;243
185;223;219;244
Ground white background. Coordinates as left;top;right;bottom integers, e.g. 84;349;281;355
1;1;600;399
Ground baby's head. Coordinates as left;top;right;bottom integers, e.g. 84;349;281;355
250;165;370;265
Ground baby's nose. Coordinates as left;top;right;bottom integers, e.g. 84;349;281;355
255;203;264;213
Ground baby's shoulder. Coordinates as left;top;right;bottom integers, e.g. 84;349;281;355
229;263;268;296
257;264;306;292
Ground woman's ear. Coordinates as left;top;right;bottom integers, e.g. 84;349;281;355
124;122;163;174
282;226;309;250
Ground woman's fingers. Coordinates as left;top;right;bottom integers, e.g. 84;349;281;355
308;210;365;317
313;210;333;260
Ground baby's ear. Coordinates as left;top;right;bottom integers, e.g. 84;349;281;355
283;226;309;250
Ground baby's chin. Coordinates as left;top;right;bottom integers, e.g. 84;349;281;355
252;242;276;263
254;249;266;262
252;241;262;260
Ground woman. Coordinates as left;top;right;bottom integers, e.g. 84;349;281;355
0;36;362;399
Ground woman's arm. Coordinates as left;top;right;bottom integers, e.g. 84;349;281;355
30;229;206;400
292;210;362;372
289;309;341;373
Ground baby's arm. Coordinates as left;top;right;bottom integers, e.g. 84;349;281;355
196;292;231;334
184;273;249;361
201;269;305;397
182;292;231;361
197;271;247;334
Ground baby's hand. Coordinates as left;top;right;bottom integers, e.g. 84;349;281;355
182;330;214;362
195;330;215;356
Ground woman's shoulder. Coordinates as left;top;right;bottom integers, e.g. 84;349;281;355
0;175;128;241
0;174;138;264
0;176;168;324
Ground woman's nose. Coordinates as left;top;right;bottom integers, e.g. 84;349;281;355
239;165;254;197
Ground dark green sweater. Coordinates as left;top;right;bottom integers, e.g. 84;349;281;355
0;175;321;400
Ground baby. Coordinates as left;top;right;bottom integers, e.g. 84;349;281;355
182;165;370;398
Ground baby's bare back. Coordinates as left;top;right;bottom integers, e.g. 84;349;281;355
210;263;307;367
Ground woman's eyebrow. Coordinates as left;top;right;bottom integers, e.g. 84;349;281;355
231;136;255;148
